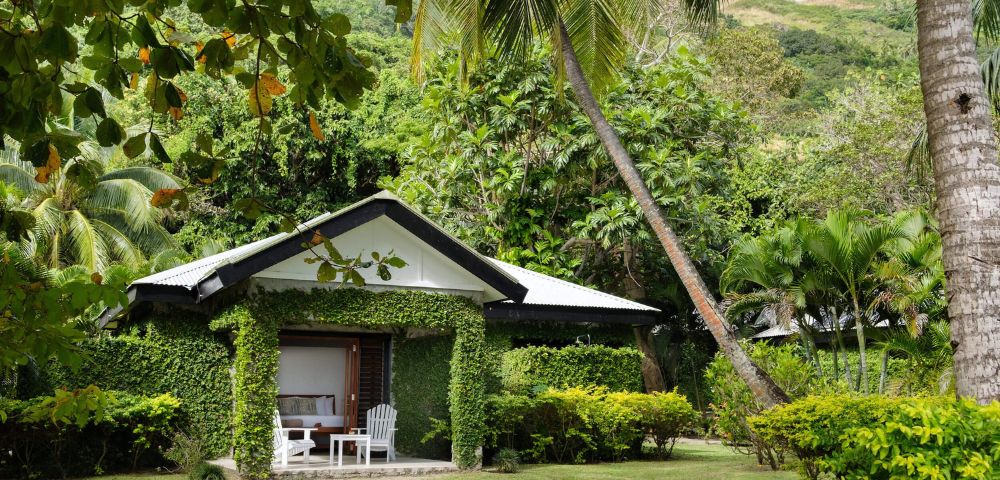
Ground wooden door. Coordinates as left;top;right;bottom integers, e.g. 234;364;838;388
342;339;361;433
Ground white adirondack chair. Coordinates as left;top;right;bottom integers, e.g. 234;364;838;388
273;409;316;467
352;404;398;462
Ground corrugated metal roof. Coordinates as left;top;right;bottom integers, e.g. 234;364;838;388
489;259;658;312
752;315;890;339
125;191;657;313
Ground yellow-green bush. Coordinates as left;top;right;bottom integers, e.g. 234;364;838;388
484;387;697;464
749;395;905;479
705;341;839;469
827;398;1000;479
751;395;1000;479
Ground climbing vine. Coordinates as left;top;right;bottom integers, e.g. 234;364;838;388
215;288;487;478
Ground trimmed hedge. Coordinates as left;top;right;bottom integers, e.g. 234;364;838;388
31;317;234;457
500;345;644;394
393;335;453;459
0;391;181;478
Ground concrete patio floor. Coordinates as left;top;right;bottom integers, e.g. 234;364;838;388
210;454;458;478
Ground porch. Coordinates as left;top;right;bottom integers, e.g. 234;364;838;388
210;455;458;478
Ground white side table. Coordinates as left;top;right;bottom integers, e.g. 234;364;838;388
328;433;371;466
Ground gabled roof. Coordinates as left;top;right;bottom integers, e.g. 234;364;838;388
106;191;658;325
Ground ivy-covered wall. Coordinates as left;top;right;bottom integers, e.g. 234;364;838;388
392;335;453;459
28;317;233;456
214;288;488;478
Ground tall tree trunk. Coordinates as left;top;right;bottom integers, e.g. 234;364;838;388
558;21;788;408
634;325;667;392
853;302;869;394
623;239;668;392
878;349;889;395
916;0;1000;403
830;307;854;387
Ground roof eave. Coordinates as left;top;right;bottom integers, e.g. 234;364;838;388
483;301;659;326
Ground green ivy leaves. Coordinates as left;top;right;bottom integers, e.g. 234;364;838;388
223;289;487;476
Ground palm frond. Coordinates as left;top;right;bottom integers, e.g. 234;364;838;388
92;219;146;267
30;197;64;252
0;241;51;283
560;0;628;94
51;265;91;286
85;178;163;233
0;163;40;196
905;125;932;178
98;167;182;192
66;209;107;271
973;0;1000;42
483;0;557;63
680;0;722;27
982;46;1000;111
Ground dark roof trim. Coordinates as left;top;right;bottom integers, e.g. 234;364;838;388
110;198;527;316
483;302;658;326
200;200;388;301
384;202;527;303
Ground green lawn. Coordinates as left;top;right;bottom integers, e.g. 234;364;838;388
87;443;796;480
436;443;796;480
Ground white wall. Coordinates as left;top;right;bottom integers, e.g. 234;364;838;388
252;216;506;302
277;346;346;416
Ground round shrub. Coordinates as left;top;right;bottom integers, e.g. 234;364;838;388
493;448;520;473
189;462;226;480
749;394;905;479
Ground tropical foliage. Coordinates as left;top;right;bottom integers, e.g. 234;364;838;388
721;208;946;392
1;133;181;272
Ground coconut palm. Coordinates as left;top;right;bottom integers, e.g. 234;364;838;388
413;0;788;406
0;137;181;272
805;209;905;394
914;0;1000;402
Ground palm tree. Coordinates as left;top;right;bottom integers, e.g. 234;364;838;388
721;219;824;373
0;137;181;272
915;0;1000;402
805;209;905;394
878;321;954;395
413;0;788;406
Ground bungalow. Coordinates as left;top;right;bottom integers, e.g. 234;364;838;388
101;191;658;477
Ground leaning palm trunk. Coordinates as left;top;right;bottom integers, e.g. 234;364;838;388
557;22;788;408
916;0;1000;403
